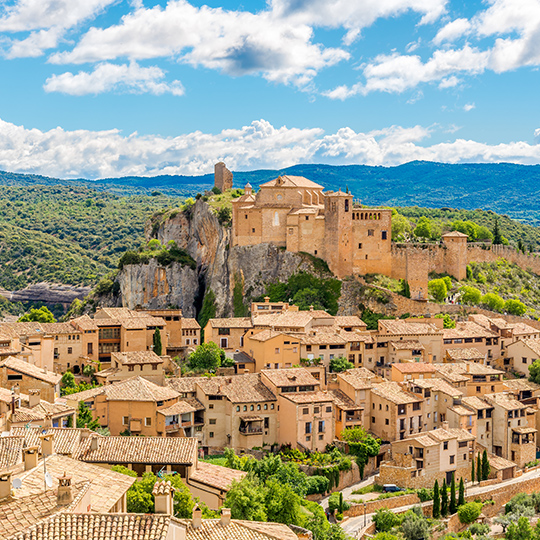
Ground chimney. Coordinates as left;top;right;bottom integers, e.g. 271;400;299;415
264;296;270;303
90;436;99;452
40;433;54;456
57;472;73;506
192;505;202;529
0;472;12;500
43;366;48;374
44;413;53;429
23;446;39;470
220;507;231;527
309;305;314;312
80;427;91;440
442;421;449;430
29;389;41;408
153;480;175;515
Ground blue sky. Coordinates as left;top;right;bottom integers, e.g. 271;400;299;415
0;0;539;178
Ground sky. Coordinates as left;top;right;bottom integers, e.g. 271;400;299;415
0;0;540;179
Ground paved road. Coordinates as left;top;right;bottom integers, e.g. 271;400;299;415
334;466;540;538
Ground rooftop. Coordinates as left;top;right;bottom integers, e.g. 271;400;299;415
378;319;441;336
0;356;61;385
261;367;319;388
333;316;367;328
111;350;163;365
0;436;24;469
391;362;435;373
259;174;324;190
189;461;247;491
9;427;97;456
445;348;485;361
338;368;380;390
206;317;252;329
518;338;540;357
371;382;421;405
101;376;179;402
177;518;299;540
443;321;498;339
281;390;333;404
389;340;425;351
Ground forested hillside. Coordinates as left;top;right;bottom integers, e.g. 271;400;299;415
0;186;180;290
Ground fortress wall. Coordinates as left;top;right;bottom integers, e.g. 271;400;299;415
467;244;540;275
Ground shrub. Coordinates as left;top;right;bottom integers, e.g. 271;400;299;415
417;487;433;502
458;502;483;524
482;292;505;312
373;508;401;532
460;285;482;305
428;279;448;302
468;523;490;536
330;356;354;373
505;298;527;316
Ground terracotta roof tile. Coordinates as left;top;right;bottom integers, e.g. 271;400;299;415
189;462;247;491
101;376;179;402
261;368;318;388
177;518;299;540
182;318;201;329
389;340;425;351
0;436;24;469
207;317;252;329
337;368;380;390
281;391;333;404
445;348;484;361
443;321;498;339
391;363;435;373
371;382;421;405
111;350;163;365
0;357;61;385
378;320;441;336
329;389;363;410
9;427;97;456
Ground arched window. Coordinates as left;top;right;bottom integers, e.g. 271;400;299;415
273;211;279;226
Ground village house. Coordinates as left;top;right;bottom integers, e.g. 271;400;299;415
442;321;500;364
377;423;475;488
244;330;301;371
330;388;364;436
435;361;505;397
204;317;252;350
444;347;486;364
94;350;168;385
505;337;540;377
390;362;437;383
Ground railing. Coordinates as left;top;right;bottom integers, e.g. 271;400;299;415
194;416;204;425
346;415;362;422
165;423;180;431
239;426;263;434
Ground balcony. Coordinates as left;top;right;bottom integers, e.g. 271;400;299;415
345;413;362;423
194;416;204;425
239;425;263;434
165;423;180;432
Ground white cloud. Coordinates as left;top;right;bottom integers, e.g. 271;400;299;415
463;103;475;111
433;18;471;45
0;0;116;57
1;118;540;180
324;45;489;98
43;62;184;96
49;0;349;88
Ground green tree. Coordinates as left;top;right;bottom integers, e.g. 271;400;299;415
506;517;535;540
61;371;76;390
457;502;483;524
391;211;413;241
505;299;527;316
432;480;440;518
164;474;196;518
197;289;217;339
330;356;354;373
153;328;162;356
224;476;267;521
400;509;430;540
373;508;400;532
460;285;482;305
428;279;448;302
471;457;475;484
340;426;381;478
414;216;432;240
481;450;490;481
476;454;482;484
529;359;540;384
482;292;505;312
493;218;503;245
434;313;456;329
458;478;465;507
441;480;448;517
449;474;457;514
187;342;222;373
18;306;56;323
264;479;302;525
76;401;100;430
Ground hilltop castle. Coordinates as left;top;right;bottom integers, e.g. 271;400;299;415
217;166;469;300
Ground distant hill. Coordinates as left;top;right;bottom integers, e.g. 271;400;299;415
1;161;540;223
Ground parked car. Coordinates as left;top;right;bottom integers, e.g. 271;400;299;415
382;484;403;493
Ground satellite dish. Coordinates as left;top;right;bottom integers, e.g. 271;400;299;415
45;472;53;489
12;478;22;489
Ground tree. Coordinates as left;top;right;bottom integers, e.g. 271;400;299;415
187;342;222;373
458;478;465;507
432;480;440;518
441;480;448;517
400;509;430;540
529;359;540;384
457;501;483;524
476;454;482;484
505;299;527;316
506;516;535;540
330;356;354;373
76;400;100;430
460;286;482;305
414;217;432;240
493;218;503;245
481;450;490;481
153;328;162;356
61;371;75;390
224;476;267;521
340;426;381;478
471;456;475;483
82;364;95;378
373;508;401;532
449;474;457;514
18;306;55;323
165;474;196;518
482;293;505;312
264;479;302;525
428;279;448;302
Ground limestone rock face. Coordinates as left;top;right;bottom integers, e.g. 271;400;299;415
0;283;91;306
119;199;318;316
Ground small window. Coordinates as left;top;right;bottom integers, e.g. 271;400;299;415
443;442;448;450
264;404;268;410
209;419;216;424
243;405;247;411
382;231;387;240
236;406;240;412
67;347;72;354
368;229;374;236
314;407;320;414
450;455;455;464
271;404;274;410
250;405;254;411
303;407;309;415
257;404;261;410
209;432;214;438
358;243;362;249
326;406;332;413
385;418;389;425
123;416;129;425
252;228;255;233
145;417;151;426
209;404;214;409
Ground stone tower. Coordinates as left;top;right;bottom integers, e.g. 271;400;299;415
324;190;353;278
442;231;468;281
214;162;233;192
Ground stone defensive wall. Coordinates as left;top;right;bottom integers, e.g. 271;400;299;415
467;243;540;273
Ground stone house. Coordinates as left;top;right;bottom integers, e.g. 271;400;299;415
506;338;540;377
442;321;500;365
204;317;252;351
94;350;167;385
435;361;505;397
390;362;437;383
244;330;301;371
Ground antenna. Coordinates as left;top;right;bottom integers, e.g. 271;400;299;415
12;478;22;489
45;472;53;489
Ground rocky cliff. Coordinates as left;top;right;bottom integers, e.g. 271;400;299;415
116;199;328;317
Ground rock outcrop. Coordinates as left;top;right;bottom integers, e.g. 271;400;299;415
0;283;91;306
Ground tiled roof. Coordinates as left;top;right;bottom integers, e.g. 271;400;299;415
167;377;203;394
252;310;333;329
338;368;379;390
62;385;105;402
391;362;435;373
300;331;348;345
9;427;97;456
0;436;24;469
220;374;277;403
518;338;540;357
261;367;318;388
102;377;179;402
389;340;425;351
503;378;540;393
378;320;441;335
334;316;367;328
371;382;421;405
435;361;503;381
0;357;61;385
461;396;493;410
14;454;135;513
329;389;363;411
0;322;45;338
111;350;163;365
31;400;74;418
486;452;517;470
508;323;539;336
442;231;468;237
427;427;475;442
445;348;484;361
10;513;171;540
189;461;247;491
70;315;98;331
449;404;475;416
247;329;289;342
40;323;81;335
157;400;197;416
224;351;255;365
10;407;48;423
443;321;498;339
406;378;463;397
75;436;198;465
0;481;90;539
281;391;333;404
207;317;252;329
94;317;163;329
182;318;201;329
0;387;29;405
484;392;527;410
259;174;324;190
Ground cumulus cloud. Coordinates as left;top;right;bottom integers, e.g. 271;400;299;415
49;0;349;88
1;118;540;180
43;62;184;96
463;103;475;111
324;45;489;98
0;0;116;57
433;18;471;45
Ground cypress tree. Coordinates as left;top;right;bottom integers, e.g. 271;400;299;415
471;456;475;483
493;218;502;245
482;450;491;480
441;480;448;517
153;328;163;356
458;477;465;507
476;454;482;483
433;480;440;518
449;474;457;514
